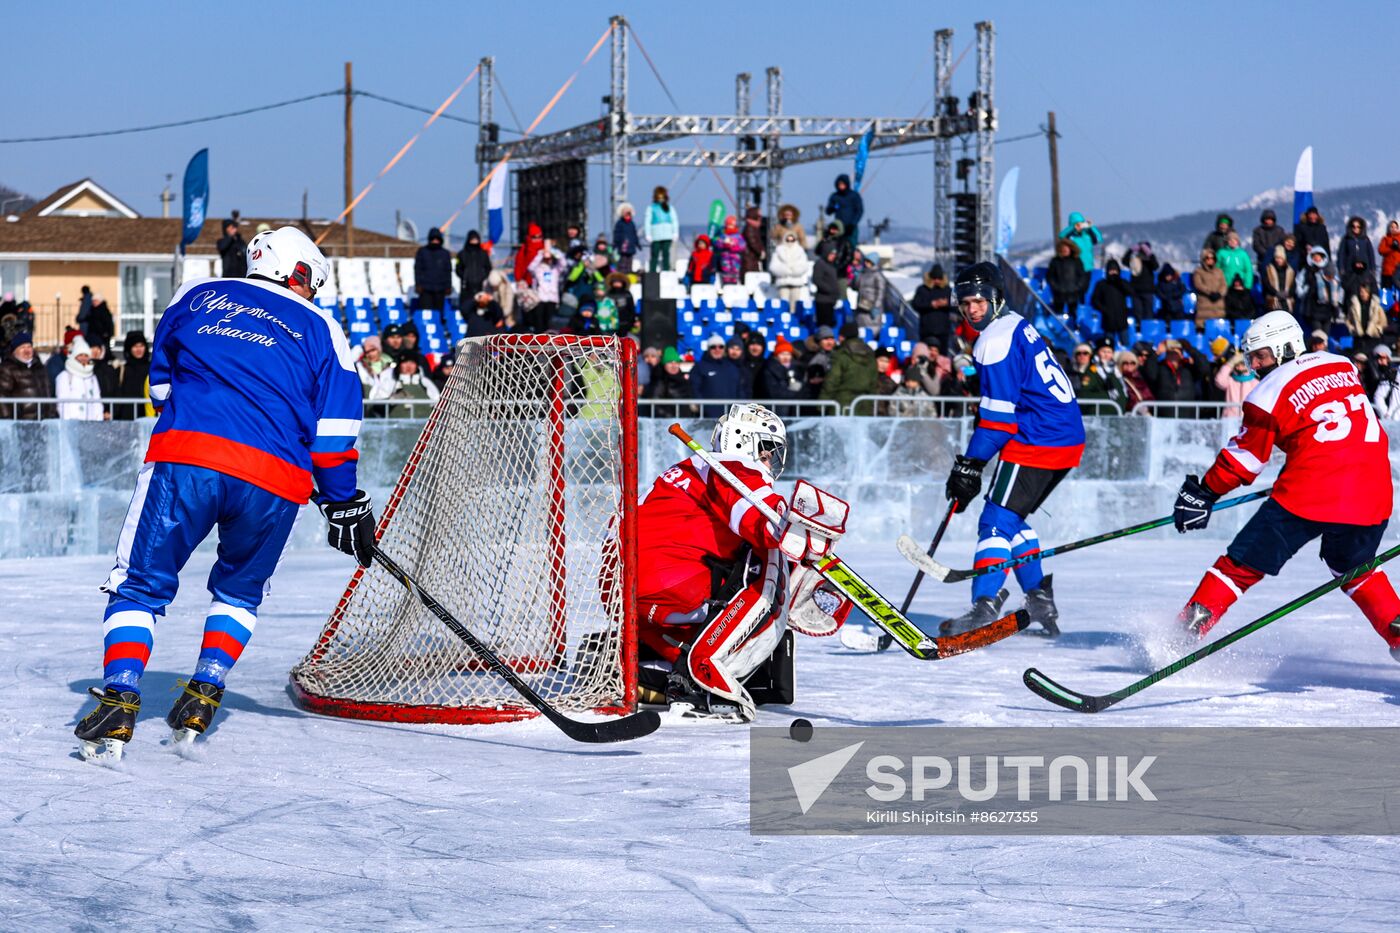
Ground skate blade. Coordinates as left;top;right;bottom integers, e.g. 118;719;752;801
167;728;206;759
839;625;882;652
659;701;747;725
79;738;125;763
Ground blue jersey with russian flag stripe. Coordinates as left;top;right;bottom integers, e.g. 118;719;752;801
145;277;363;504
966;311;1085;469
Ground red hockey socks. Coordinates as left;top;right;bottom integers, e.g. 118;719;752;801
1343;570;1400;648
1183;556;1264;635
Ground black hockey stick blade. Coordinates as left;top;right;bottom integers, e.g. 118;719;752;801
372;548;660;743
1022;667;1115;713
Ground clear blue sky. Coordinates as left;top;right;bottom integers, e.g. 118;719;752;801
5;0;1397;247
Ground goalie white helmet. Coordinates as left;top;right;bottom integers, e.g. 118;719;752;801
711;403;788;478
1241;311;1305;374
246;226;330;295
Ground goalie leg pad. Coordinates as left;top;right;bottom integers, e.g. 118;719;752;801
786;563;855;637
687;549;787;722
744;630;796;707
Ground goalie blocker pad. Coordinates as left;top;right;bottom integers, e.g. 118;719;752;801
779;480;849;564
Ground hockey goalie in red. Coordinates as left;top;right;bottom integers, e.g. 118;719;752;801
1174;311;1400;656
635;403;854;721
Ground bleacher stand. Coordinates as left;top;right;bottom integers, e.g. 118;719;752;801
367;258;404;303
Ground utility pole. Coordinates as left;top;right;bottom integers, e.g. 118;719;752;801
344;61;354;256
1047;110;1061;241
160;173;173;218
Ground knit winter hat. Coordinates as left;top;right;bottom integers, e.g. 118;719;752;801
662;346;681;363
773;336;794;354
8;331;31;350
69;336;92;358
1210;336;1231;357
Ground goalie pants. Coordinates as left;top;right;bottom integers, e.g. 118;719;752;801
971;461;1071;602
98;462;304;692
1187;498;1400;644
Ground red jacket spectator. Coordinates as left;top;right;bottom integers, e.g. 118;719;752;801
513;223;544;286
1378;220;1400;286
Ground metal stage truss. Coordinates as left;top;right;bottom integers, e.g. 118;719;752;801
476;16;996;263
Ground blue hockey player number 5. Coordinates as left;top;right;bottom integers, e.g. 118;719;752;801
1035;349;1075;404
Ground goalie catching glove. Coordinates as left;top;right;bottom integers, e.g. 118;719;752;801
320;490;377;567
778;479;850;564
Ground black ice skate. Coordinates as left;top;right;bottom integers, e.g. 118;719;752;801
75;686;140;762
1178;601;1217;637
166;680;224;747
940;588;1009;637
662;664;744;723
1021;573;1061;638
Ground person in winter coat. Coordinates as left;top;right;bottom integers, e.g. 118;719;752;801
1090;259;1135;345
1296;246;1342;335
1224;275;1256;322
812;247;844;329
1059;211;1101;272
1203;213;1236;254
414;227;453;312
768;232;812;311
1047;238;1087;320
854;255;887;329
816;220;855;276
689;335;749;417
1156;263;1188;321
803;326;838;397
1213;352;1258;418
1216;232;1255;290
484;270;515;328
641;347;694;419
1262;246;1297;313
644;187;679;273
605;272;637;336
771;204;806;249
1347;281;1387;343
55;335;103;421
1071;339;1126;406
740;332;768;395
83;295;115;354
354;336;396;410
570;281;619;335
1293;206;1329;258
713;217;746;285
455;230;493;307
825;174;863;246
1127;242;1159;316
1339;215;1377;303
0;331;55;420
513;223;545;285
740;206;767;277
1379;220;1400;290
111;330;150;420
612;204;640;274
820;322;878;411
1140;339;1209;417
384;358;441;419
760;336;806;412
911;264;955;353
566;252;607;305
526;244;565;333
1370;346;1400;417
217;219;247;278
1251;209;1287;274
1117;350;1154;412
683;234;717;286
1192;249;1227;321
464;290;504;338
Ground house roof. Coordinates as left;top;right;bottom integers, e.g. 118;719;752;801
0;180;415;258
30;178;139;219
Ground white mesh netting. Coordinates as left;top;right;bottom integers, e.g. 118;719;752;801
291;335;637;722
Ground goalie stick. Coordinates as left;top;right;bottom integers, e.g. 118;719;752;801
669;424;1029;661
371;547;661;743
897;487;1273;583
1023;540;1400;713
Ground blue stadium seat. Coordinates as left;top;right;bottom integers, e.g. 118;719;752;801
1234;319;1253;340
1203;319;1232;343
1077;308;1103;338
1169;319;1195;340
1139;319;1167;344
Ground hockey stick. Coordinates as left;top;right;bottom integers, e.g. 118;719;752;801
897;487;1273;584
669;424;1029;661
876;501;960;653
1023;540;1400;713
371;547;661;743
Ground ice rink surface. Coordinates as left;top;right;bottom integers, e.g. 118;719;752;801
5;537;1400;931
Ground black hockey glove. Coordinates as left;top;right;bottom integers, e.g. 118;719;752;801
945;455;987;514
1173;474;1218;533
321;490;377;567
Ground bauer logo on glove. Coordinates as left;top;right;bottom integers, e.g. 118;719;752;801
779;479;850;564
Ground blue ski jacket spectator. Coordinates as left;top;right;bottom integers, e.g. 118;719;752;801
825;174;864;243
414;227;453;293
689;336;750;417
1155;264;1188;320
613;203;640;267
1058;211;1102;272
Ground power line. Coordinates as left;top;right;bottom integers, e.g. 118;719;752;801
0;90;343;144
356;89;522;134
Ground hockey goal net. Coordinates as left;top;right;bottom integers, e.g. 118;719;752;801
290;334;638;723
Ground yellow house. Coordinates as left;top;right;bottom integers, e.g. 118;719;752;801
0;179;416;348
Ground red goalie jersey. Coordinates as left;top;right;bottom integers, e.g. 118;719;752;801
1203;352;1393;525
636;453;786;614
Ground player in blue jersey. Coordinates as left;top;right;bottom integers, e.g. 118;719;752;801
941;262;1085;637
74;227;378;761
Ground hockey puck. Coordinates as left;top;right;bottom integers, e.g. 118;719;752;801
789;718;813;742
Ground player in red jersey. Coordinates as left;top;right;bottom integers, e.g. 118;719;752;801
1173;311;1400;657
635;403;854;720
